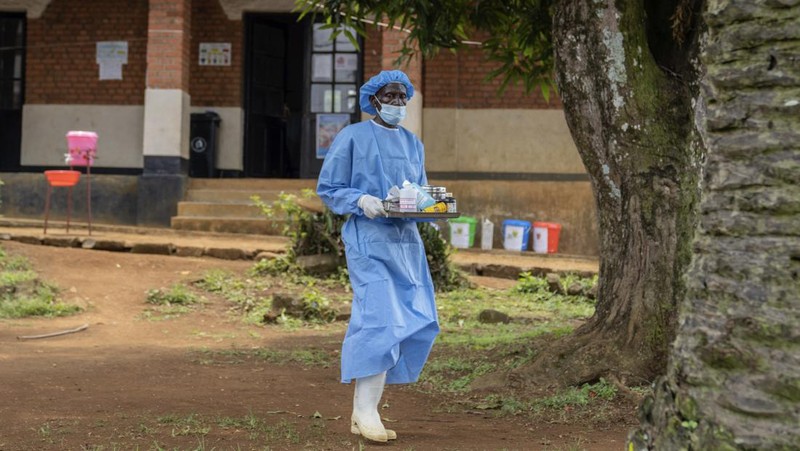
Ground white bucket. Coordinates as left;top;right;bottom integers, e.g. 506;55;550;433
481;219;494;250
533;224;549;253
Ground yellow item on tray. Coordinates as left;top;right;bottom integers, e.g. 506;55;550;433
422;202;448;213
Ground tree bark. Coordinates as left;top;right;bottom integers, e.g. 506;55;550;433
631;0;800;448
511;0;706;386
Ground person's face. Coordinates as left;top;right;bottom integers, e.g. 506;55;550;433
371;82;408;111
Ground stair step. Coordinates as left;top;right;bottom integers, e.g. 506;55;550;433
185;189;289;203
170;216;287;235
188;178;318;191
177;202;266;218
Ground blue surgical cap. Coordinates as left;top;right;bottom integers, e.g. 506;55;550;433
359;70;415;115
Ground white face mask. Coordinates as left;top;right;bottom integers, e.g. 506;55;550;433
376;101;407;125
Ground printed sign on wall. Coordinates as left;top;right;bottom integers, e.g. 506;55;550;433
96;41;128;80
199;43;232;66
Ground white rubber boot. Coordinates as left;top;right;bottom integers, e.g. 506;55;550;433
351;372;389;442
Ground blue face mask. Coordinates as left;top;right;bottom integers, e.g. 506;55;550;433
376;101;407;126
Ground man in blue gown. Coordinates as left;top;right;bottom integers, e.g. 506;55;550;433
317;70;439;443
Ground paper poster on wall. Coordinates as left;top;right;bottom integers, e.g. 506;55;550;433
96;41;128;80
316;114;350;159
199;43;231;66
334;54;358;71
313;54;332;81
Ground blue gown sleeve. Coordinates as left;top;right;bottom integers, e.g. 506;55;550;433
316;129;365;216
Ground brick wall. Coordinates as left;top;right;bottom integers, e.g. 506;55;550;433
190;0;242;106
363;25;382;79
146;0;191;90
26;0;148;105
424;33;560;109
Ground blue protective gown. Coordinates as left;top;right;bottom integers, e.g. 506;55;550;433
317;120;439;385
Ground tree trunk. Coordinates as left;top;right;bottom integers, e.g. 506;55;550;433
510;0;706;386
631;1;800;448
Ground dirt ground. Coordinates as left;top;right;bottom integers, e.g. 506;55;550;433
0;241;630;450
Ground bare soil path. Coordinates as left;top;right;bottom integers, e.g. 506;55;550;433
0;241;627;450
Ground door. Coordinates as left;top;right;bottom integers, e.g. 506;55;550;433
300;24;362;178
243;15;305;178
0;14;25;171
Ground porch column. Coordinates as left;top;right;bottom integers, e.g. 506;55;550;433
380;28;423;139
138;0;192;226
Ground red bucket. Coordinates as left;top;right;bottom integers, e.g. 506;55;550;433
45;170;81;187
533;221;562;254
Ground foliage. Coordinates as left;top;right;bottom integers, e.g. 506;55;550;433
294;0;557;98
252;189;346;259
291;288;338;323
513;271;549;293
0;248;80;318
418;223;471;292
251;255;300;276
533;378;617;409
146;284;201;306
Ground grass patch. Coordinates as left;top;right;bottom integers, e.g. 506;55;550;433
470;378;621;419
152;412;300;445
194;268;350;328
190;347;333;367
417;274;596;403
0;248;80;318
146;284;201;306
141;284;203;321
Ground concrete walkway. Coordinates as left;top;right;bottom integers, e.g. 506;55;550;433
0;218;598;278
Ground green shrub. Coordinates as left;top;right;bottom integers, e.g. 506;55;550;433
513;272;549;293
252;190;346;261
418;223;470;292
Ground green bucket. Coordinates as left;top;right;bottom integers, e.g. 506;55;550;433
449;216;478;248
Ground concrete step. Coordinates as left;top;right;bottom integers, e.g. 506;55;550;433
173;180;323;235
188;178;317;191
170;215;287;235
185;189;286;203
177;202;265;218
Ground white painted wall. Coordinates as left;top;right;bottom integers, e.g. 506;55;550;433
190;106;244;171
20;104;144;168
0;0;52;18
142;89;191;159
217;0;295;19
422;108;584;174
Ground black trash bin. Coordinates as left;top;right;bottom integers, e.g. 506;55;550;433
189;111;221;178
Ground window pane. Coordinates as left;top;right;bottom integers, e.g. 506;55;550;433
0;81;10;109
311;84;332;113
313;24;333;52
335;84;357;113
333;53;357;82
335;27;357;52
312;54;332;82
12;80;21;109
14;53;22;78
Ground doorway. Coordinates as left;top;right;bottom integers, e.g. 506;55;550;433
243;14;305;178
0;13;25;171
243;14;363;179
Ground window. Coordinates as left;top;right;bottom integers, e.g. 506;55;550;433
309;24;358;114
0;15;25;110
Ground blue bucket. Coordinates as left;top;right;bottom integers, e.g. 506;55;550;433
502;219;532;251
